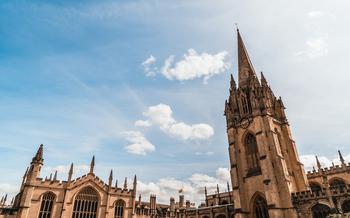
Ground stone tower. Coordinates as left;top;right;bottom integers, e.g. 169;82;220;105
225;30;309;218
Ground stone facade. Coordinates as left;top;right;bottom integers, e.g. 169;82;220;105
1;30;350;218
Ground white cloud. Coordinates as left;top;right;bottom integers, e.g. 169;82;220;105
295;37;328;59
134;120;152;127
161;49;230;83
142;55;157;77
124;131;155;155
300;153;350;171
135;104;214;140
308;11;336;19
138;168;230;204
195;151;214;156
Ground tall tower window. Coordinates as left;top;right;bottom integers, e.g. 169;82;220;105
72;187;99;218
114;200;126;218
245;133;261;176
252;195;269;218
38;192;55;218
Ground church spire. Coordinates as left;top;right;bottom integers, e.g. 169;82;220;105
237;29;258;88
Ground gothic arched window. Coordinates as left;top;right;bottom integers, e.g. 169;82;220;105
311;204;330;218
329;178;346;191
245;133;261;176
72;187;99;218
342;200;350;213
38;192;55;218
114;200;126;218
252;195;269;218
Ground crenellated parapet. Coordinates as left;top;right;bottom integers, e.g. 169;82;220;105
307;163;350;179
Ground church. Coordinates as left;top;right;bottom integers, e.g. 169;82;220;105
1;30;350;218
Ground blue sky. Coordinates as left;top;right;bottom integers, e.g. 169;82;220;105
1;0;350;204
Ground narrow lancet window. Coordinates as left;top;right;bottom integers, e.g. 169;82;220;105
245;133;261;176
38;192;55;218
114;200;126;218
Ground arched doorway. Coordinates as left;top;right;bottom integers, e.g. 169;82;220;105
311;204;330;218
342;200;350;213
72;187;99;218
252;195;269;218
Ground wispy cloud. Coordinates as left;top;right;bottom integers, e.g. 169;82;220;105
295;37;328;59
142;55;157;77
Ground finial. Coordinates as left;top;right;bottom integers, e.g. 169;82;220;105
235;23;239;32
338;150;346;165
227;181;231;192
53;170;57;181
68;163;74;182
32;144;44;163
115;179;118;188
217;184;220;193
204;186;207;196
260;71;268;87
315;155;321;170
4;194;7;204
124;177;128;189
108;169;113;187
89;155;95;174
133;175;137;184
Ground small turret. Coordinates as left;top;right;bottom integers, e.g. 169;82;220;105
27;144;45;182
115;179;118;189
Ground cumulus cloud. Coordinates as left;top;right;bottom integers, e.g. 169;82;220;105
124;131;155;155
161;49;229;83
295;37;328;59
135;104;214;140
138;168;230;204
142;55;157;77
